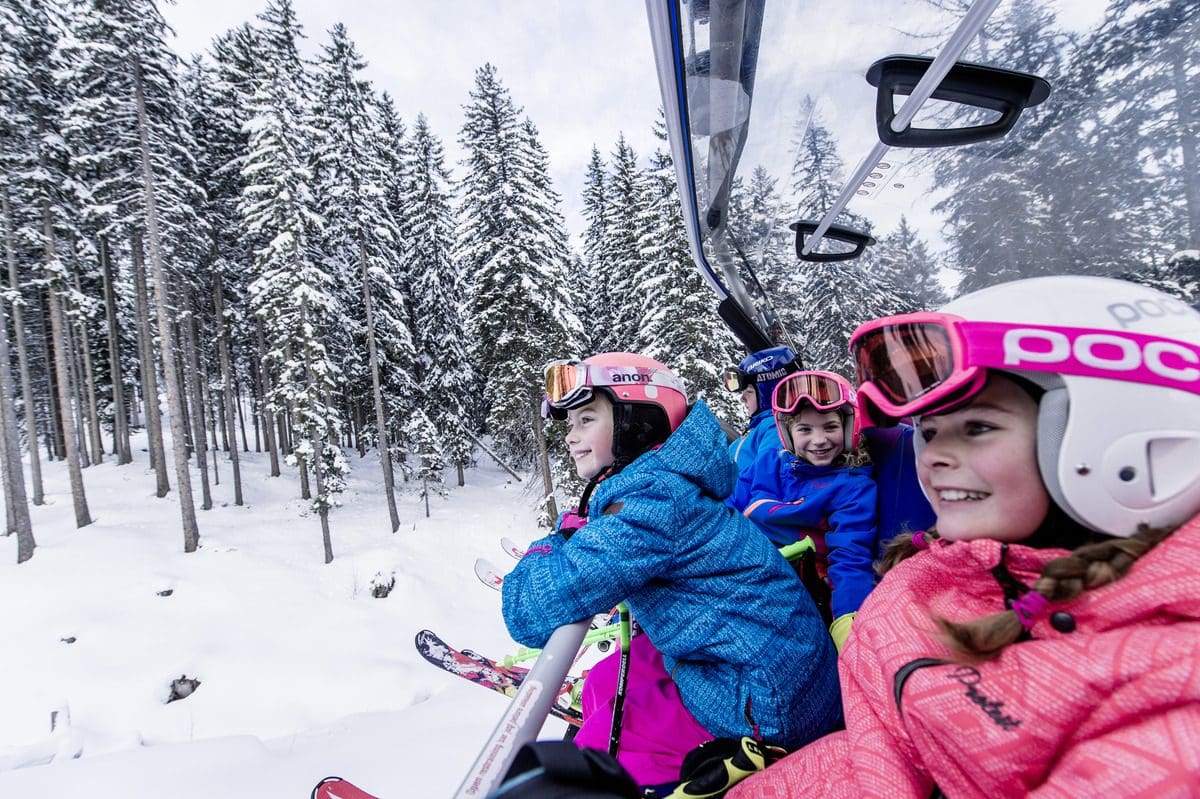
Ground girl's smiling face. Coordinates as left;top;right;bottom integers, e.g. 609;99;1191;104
787;408;845;466
916;374;1050;543
565;393;615;480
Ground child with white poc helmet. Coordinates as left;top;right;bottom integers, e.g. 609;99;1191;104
730;275;1200;799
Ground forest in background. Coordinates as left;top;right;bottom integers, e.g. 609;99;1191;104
1;0;1196;564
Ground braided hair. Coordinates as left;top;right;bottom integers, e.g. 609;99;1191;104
880;525;1176;659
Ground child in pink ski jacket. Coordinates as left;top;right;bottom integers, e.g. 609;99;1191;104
731;275;1200;798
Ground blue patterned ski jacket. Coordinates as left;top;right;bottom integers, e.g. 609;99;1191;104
727;410;783;511
743;452;879;619
502;401;841;749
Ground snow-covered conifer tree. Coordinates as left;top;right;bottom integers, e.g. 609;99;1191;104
598;135;648;351
0;1;35;554
239;19;347;560
873;215;946;311
456;64;582;470
402;113;473;486
311;23;417;531
0;0;50;515
576;146;611;352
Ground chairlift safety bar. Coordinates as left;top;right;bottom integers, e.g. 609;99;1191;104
802;0;1004;256
452;620;591;798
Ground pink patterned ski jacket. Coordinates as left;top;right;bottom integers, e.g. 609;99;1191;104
731;512;1200;799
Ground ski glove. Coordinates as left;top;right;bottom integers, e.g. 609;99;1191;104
665;737;788;798
829;612;856;653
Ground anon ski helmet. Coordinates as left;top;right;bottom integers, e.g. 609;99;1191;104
853;276;1200;537
772;370;859;455
731;345;800;411
543;353;689;463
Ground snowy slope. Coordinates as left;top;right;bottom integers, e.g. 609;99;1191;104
0;436;568;797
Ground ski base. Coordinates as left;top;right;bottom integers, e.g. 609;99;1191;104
414;629;584;727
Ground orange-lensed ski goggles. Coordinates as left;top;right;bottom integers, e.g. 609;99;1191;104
542;359;685;417
771;371;854;414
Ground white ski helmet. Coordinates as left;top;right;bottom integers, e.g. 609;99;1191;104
926;276;1199;536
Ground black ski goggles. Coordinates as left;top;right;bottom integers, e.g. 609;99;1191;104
722;364;796;392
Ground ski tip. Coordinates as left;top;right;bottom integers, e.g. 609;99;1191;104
474;558;505;591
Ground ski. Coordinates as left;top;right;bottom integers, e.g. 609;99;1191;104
500;536;525;560
474;557;505;591
414;629;583;727
311;776;381;799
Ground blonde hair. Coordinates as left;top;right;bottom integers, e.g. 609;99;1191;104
880;525;1176;659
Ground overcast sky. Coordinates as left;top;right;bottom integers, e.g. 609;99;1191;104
160;0;666;246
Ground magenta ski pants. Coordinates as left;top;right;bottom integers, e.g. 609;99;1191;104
572;634;713;786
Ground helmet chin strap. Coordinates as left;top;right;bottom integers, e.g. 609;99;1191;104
577;463;618;517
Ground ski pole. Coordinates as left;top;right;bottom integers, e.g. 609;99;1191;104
607;602;632;757
453;619;591;799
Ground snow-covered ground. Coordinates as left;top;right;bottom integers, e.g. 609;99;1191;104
0;435;567;797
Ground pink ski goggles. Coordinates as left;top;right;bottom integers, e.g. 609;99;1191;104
850;312;1200;426
772;371;854;414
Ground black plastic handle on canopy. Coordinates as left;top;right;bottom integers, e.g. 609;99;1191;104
866;55;1051;148
790;221;876;263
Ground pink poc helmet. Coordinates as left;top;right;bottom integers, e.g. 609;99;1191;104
771;370;859;454
542;353;689;462
850;275;1200;537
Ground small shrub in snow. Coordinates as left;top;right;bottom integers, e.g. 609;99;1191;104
370;572;396;599
167;676;201;703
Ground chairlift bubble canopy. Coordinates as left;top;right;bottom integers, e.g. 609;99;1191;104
644;0;1200;351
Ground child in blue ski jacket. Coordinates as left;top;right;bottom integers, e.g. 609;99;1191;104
742;371;879;651
723;346;800;510
502;353;840;790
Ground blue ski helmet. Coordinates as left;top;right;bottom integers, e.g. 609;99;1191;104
725;346;801;411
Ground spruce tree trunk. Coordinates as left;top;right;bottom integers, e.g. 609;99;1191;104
175;345;193;459
99;236;132;464
179;298;211;511
65;309;90;469
129;383;141;427
2;422;14;533
300;309;335;564
235;372;254;453
1;190;44;504
254;321;280;474
71;269;104;465
532;400;558;521
38;287;65;460
201;368;219;485
43;220;91;527
249;363;262;452
212;271;242;504
358;238;400;531
134;59;198;552
1172;51;1200;250
311;428;333;564
0;282;35;560
131;229;169;495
